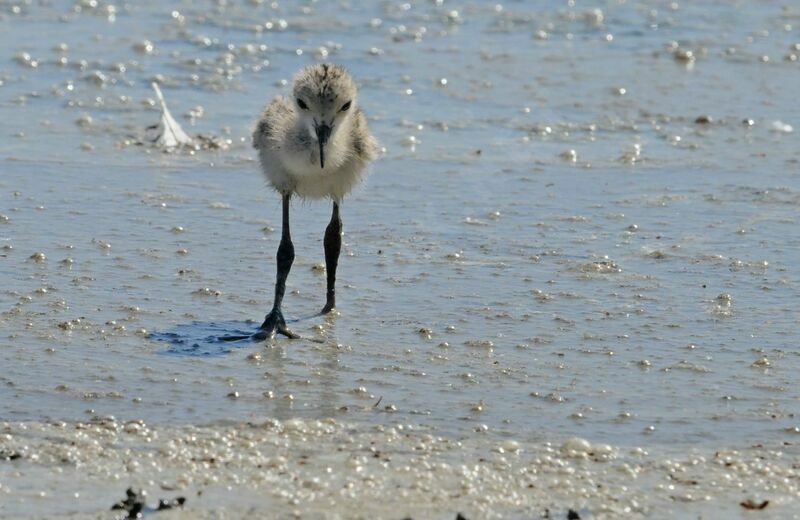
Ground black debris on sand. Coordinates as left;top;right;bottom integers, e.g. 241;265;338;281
111;487;186;519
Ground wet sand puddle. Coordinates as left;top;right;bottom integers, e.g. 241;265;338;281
1;0;799;517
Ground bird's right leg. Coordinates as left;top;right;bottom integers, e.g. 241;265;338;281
257;193;299;340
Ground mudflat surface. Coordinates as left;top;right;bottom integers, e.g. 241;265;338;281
0;1;799;518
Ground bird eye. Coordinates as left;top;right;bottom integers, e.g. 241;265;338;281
297;98;308;110
340;101;352;112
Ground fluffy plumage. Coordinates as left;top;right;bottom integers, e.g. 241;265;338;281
252;64;378;201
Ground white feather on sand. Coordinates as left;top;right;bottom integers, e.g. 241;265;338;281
150;82;193;148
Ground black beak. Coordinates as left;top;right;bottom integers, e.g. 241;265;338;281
315;123;331;169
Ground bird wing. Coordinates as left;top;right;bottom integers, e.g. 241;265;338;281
350;108;380;162
252;96;294;150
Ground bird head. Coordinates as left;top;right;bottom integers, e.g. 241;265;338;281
292;63;357;169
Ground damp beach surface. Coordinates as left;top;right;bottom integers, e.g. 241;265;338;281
1;1;799;518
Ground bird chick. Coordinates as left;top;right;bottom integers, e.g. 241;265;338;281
247;64;378;339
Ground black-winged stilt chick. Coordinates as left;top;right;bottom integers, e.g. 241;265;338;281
250;63;378;339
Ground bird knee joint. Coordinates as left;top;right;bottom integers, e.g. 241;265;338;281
326;219;342;237
277;239;294;267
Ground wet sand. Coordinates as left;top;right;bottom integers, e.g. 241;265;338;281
1;0;799;517
3;418;799;519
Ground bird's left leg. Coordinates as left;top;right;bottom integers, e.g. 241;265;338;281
321;201;342;314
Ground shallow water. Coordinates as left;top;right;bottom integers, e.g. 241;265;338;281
1;0;799;516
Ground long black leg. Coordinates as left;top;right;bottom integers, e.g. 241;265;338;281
321;201;342;314
257;193;299;339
